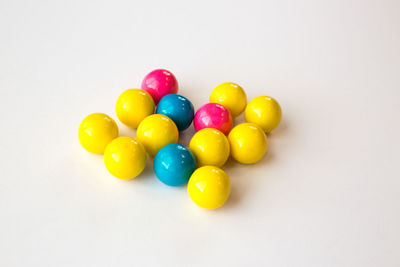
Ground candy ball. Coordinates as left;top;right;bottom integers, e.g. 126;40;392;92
228;123;267;164
141;69;178;104
194;103;232;135
115;89;155;128
136;114;179;157
153;143;196;186
104;136;147;179
78;113;119;154
188;166;231;209
245;95;282;133
209;82;247;117
156;94;194;131
189;128;230;167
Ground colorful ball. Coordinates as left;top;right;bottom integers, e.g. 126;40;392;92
194;103;232;135
188;166;231;209
210;82;247;117
156;94;194;131
141;69;178;104
228;123;267;164
245;95;282;133
153;143;196;186
78;113;119;154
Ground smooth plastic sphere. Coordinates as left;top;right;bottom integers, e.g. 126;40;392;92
141;69;178;104
228;123;268;164
189;128;230;167
245;95;282;133
78;113;119;154
188;166;231;209
115;89;155;128
136;114;179;157
194;103;233;135
153;143;196;186
156;94;194;131
210;82;247;117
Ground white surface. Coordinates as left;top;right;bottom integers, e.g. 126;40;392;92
0;0;399;266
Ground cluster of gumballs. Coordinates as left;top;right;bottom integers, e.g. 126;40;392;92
78;69;281;209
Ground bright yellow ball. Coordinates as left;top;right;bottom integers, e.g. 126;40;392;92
209;82;247;117
188;166;231;209
136;114;179;157
78;113;119;154
115;89;155;128
245;95;282;132
228;123;267;164
189;128;230;167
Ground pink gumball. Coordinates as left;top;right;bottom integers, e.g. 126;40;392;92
194;103;233;135
141;69;178;104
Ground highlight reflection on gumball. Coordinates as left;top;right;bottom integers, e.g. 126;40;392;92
194;103;232;135
141;69;178;104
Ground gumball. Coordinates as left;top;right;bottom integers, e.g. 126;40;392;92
104;136;147;179
78;113;119;154
115;89;155;128
156;94;194;131
153;143;196;186
188;166;231;209
245;96;282;133
141;69;178;104
194;103;232;135
136;114;179;157
189;128;230;167
210;82;247;117
228;123;267;164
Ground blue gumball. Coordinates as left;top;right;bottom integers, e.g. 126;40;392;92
156;94;195;131
153;143;196;186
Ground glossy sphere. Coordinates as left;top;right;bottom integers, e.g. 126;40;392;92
189;128;230;167
210;82;247;117
228;123;268;164
115;89;155;128
78;113;118;154
136;114;179;157
153;143;196;186
194;103;233;135
245;96;282;133
141;69;178;104
104;137;146;179
156;94;194;131
188;166;231;209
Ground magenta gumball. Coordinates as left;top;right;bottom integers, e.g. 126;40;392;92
194;103;233;135
141;69;178;104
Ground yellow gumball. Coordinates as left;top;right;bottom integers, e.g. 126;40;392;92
104;136;146;179
245;95;282;132
189;128;230;167
210;82;247;117
188;166;231;209
116;89;155;128
78;113;119;154
228;123;267;164
136;114;179;156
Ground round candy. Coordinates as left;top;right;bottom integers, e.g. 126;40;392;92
136;114;179;157
193;103;232;135
228;123;267;164
188;166;231;209
141;69;178;104
104;136;146;179
156;94;194;131
210;82;247;117
115;89;155;128
153;143;196;186
78;113;119;154
245;95;282;133
189;128;230;167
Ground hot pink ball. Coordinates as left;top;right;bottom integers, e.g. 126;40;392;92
141;69;178;104
194;103;233;135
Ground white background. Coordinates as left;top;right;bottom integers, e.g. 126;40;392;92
0;0;399;266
